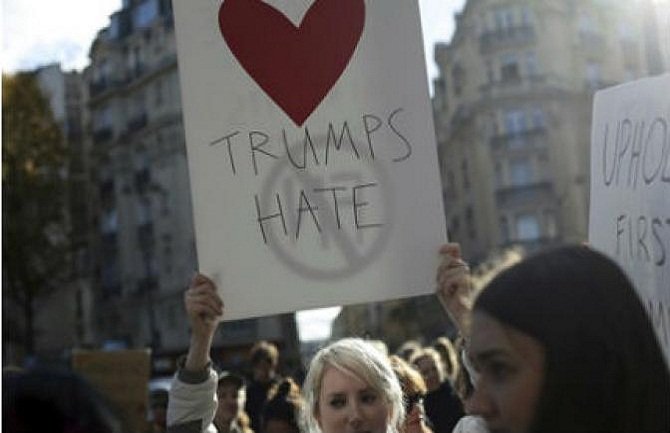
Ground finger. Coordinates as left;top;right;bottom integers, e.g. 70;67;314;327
437;266;469;287
187;299;224;319
185;290;224;314
439;242;461;258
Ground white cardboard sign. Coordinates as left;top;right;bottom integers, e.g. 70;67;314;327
173;0;447;320
589;74;670;365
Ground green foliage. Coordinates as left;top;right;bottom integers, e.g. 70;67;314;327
2;72;70;353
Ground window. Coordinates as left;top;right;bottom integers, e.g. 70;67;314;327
509;159;533;186
521;6;534;26
525;51;539;76
544;211;558;238
617;21;635;41
93;105;113;131
101;209;118;234
505;109;527;135
495;162;504;187
136;197;152;225
531;108;546;129
494;7;515;31
516;213;541;240
109;14;120;39
101;259;121;295
154;79;164;106
133;0;158;29
94;59;110;83
461;159;471;190
485;60;495;83
578;11;599;35
500;53;520;82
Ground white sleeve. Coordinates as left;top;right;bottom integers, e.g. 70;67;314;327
167;365;219;433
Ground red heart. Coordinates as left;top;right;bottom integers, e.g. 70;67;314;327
218;0;365;126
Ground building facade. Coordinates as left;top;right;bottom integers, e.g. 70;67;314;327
85;0;299;373
433;0;667;263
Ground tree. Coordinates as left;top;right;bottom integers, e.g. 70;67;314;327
2;72;70;358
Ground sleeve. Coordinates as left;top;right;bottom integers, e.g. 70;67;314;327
166;360;219;433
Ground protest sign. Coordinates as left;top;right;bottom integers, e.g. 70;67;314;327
173;0;447;320
589;74;670;366
72;349;151;432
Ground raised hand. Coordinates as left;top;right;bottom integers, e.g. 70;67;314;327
436;243;474;335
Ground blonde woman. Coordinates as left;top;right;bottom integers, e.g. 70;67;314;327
301;338;405;433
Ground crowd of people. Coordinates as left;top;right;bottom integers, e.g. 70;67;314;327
4;243;670;433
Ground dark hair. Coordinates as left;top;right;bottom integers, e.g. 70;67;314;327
475;245;670;433
262;378;302;432
249;340;279;367
3;368;129;433
217;370;245;389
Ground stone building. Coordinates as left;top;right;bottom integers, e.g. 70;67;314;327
85;0;299;373
433;0;668;263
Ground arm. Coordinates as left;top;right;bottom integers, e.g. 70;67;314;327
436;243;474;336
167;273;224;433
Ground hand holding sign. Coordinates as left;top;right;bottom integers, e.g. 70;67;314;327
183;273;224;372
436;243;474;334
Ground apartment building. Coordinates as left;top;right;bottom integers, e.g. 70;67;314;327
433;0;667;263
85;0;299;371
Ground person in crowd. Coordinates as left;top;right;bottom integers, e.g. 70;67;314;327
245;340;281;432
166;273;226;433
301;337;405;433
436;242;670;433
3;367;129;433
214;371;253;433
260;378;303;433
168;274;406;433
396;340;422;362
388;355;433;433
150;388;170;433
432;336;459;385
409;347;463;433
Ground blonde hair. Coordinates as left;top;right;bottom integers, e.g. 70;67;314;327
301;338;404;433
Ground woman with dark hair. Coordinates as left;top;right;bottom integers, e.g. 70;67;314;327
437;243;670;433
261;378;303;433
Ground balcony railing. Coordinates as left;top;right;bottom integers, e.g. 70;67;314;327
480;25;536;54
496;181;553;208
479;74;548;99
490;127;548;151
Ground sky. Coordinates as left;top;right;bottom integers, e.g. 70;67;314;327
2;0;465;87
2;0;466;341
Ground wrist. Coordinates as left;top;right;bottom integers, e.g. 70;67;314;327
184;331;214;372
